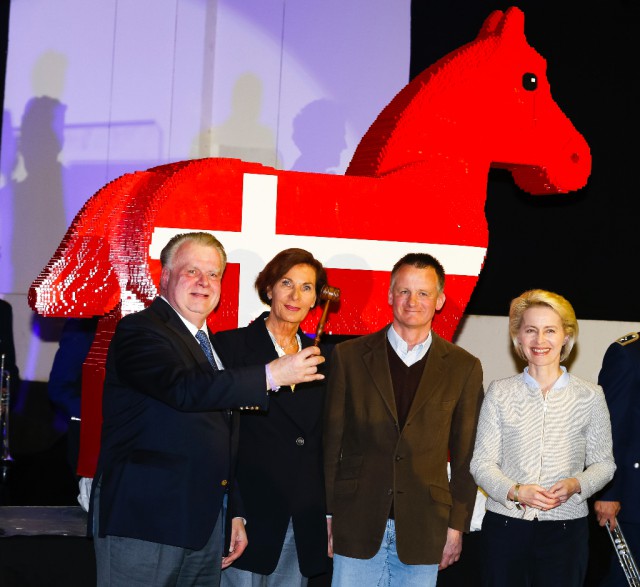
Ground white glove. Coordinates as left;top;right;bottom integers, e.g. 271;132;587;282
78;477;93;512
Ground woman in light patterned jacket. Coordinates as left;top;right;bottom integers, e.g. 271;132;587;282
470;289;615;587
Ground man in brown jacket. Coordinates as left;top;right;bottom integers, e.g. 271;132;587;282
324;253;483;586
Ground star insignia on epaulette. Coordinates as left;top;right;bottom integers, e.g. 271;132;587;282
616;332;639;346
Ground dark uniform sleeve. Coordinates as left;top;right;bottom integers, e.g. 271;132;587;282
597;333;640;502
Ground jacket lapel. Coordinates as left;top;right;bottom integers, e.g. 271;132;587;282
405;332;448;424
149;297;211;371
242;313;278;364
363;327;398;425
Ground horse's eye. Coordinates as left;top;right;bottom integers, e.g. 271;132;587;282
522;73;538;91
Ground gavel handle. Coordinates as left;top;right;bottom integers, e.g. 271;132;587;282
314;300;332;346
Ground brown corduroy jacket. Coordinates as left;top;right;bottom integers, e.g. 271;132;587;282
324;326;484;565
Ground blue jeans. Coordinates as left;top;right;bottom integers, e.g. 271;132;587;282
222;518;307;587
332;519;438;587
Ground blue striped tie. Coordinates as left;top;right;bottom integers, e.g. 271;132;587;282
195;330;218;370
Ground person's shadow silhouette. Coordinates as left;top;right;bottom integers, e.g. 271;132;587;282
11;96;68;294
290;99;347;174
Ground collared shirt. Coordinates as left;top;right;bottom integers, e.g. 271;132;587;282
523;365;570;391
160;296;223;369
386;325;432;367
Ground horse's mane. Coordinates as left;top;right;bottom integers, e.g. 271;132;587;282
346;10;512;177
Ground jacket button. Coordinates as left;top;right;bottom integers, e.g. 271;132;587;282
221;479;228;486
395;456;402;461
634;463;639;469
296;437;305;446
387;489;393;496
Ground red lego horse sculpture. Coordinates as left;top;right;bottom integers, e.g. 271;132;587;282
28;7;591;476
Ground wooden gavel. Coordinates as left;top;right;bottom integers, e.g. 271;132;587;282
314;285;341;346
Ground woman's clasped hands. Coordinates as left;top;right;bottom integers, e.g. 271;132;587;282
512;478;581;511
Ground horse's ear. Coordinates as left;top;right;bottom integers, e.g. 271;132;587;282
477;10;504;38
495;6;526;42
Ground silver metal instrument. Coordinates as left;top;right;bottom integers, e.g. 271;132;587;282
0;353;13;483
607;519;640;587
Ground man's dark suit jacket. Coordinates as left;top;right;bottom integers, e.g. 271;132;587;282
598;332;640;524
324;326;483;565
0;299;19;385
91;297;270;551
214;312;329;577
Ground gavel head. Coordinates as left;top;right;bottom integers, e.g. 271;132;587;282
319;284;340;302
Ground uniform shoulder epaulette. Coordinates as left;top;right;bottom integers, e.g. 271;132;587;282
616;332;639;346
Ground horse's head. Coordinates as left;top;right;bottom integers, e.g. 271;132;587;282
479;7;591;194
348;7;591;196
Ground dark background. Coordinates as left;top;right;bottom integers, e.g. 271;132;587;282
411;1;639;321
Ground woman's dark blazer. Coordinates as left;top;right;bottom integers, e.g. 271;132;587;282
214;311;330;577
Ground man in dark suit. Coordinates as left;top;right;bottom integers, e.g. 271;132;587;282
0;298;18;491
48;316;99;473
594;331;640;586
0;298;19;386
91;231;325;587
323;253;483;587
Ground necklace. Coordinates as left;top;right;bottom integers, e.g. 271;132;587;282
265;327;301;393
276;337;297;350
266;326;300;355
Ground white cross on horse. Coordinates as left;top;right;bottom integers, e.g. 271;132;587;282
150;173;487;327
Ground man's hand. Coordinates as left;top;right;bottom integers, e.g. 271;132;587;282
268;346;325;387
221;518;248;569
594;500;621;530
438;528;462;570
327;517;333;558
